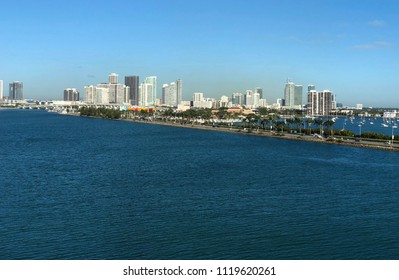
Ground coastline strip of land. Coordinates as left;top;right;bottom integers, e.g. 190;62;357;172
118;117;399;152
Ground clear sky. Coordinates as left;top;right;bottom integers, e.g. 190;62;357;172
1;0;398;107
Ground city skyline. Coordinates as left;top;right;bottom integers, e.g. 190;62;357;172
1;0;399;107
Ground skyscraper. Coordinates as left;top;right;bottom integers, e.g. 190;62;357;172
284;81;302;108
138;82;154;107
0;80;3;100
245;90;254;107
142;76;157;106
64;88;79;101
9;81;23;100
162;84;170;105
168;82;177;106
255;87;263;99
284;81;295;107
125;75;139;105
176;79;183;105
294;85;303;107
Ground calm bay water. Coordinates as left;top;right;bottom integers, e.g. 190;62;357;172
1;109;399;260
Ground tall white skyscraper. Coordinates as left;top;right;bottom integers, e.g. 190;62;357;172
169;82;177;106
245;90;254;107
143;76;157;106
284;82;295;107
138;82;154;107
284;81;302;108
0;80;3;100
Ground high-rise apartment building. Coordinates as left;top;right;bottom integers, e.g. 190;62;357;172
245;90;253;107
125;75;139;105
162;84;170;106
63;88;79;101
0;80;3;100
161;79;182;107
85;86;110;104
84;73;129;105
9;81;23;100
138;76;157;107
307;90;334;116
138;82;154;107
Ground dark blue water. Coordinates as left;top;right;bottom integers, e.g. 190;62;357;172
1;110;399;260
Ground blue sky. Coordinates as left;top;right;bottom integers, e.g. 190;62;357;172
1;0;398;107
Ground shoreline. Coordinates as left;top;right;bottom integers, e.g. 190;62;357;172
118;117;399;152
28;109;398;152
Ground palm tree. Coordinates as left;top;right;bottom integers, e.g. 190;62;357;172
260;119;267;130
323;120;335;136
268;115;275;131
305;118;313;135
313;118;323;135
294;117;303;134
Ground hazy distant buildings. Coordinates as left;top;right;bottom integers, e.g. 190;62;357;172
124;75;139;105
9;81;23;100
63;88;79;101
245;90;254;107
255;87;263;99
84;73;130;105
161;79;182;107
284;81;302;109
219;95;230;108
232;92;243;106
193;92;213;108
